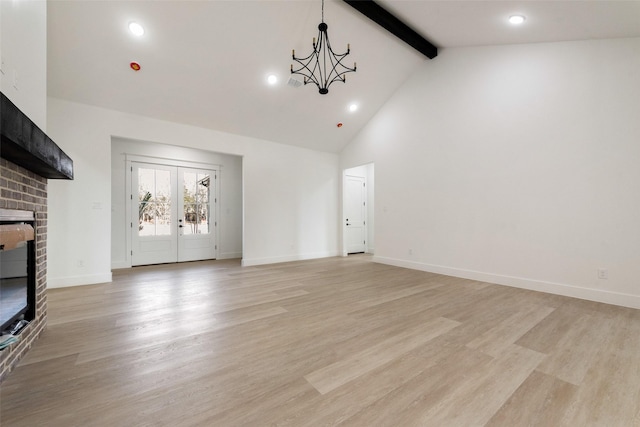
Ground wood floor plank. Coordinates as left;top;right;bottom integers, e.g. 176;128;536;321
466;303;555;357
338;346;494;426
415;344;546;426
535;311;616;386
273;334;493;427
485;370;577;426
560;308;640;426
304;316;460;394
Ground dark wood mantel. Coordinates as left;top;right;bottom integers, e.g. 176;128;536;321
0;92;73;180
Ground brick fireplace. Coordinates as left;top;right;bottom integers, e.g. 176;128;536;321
0;158;48;381
0;92;73;382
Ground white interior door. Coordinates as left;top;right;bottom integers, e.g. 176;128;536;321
177;167;216;262
345;175;366;254
132;163;178;266
131;162;217;266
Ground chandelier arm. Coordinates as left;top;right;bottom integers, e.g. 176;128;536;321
325;50;340;86
292;67;319;87
292;54;322;87
291;27;326;88
315;30;328;89
292;50;318;62
321;29;354;89
323;44;355;88
312;52;323;87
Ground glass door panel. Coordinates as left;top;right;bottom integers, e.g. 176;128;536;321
177;167;216;262
137;167;173;236
131;163;178;266
182;171;210;235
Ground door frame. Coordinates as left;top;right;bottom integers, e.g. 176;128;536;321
342;170;368;256
342;173;369;255
124;154;221;268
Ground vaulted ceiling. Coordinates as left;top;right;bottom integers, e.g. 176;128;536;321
47;1;640;153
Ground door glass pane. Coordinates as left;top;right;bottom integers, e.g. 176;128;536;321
138;168;172;236
182;172;210;235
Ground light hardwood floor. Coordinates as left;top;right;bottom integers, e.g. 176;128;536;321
1;255;640;426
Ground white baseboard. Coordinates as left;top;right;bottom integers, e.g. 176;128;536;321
242;251;339;267
48;272;113;288
372;256;640;310
218;252;243;260
112;253;241;269
111;260;130;270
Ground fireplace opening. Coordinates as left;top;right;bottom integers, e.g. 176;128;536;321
0;209;36;335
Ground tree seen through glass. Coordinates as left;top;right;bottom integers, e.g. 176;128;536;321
182;173;210;235
138;168;172;236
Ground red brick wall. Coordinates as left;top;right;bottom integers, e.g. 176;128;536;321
0;158;48;382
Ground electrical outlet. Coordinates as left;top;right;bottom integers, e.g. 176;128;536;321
408;248;413;255
77;260;84;268
598;268;608;280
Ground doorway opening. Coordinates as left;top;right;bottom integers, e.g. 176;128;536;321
111;138;243;269
343;163;374;256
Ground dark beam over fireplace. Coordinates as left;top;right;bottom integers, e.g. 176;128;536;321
0;92;73;180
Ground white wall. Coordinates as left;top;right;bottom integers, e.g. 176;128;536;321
110;138;243;268
47;98;340;287
341;37;640;308
0;0;47;128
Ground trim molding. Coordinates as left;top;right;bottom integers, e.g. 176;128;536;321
372;256;640;310
242;251;339;267
48;272;113;288
111;260;130;270
218;252;243;260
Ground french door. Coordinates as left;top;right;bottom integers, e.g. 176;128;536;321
131;162;217;266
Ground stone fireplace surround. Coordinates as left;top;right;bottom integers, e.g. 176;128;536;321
0;92;73;382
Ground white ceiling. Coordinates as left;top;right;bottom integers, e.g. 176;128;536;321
47;0;640;153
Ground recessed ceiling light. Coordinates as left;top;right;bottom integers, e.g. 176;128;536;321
129;22;145;36
508;15;526;25
267;75;278;85
349;103;358;112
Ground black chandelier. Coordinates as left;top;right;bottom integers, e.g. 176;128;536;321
291;0;356;95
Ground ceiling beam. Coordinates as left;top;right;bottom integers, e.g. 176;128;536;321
343;0;438;59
